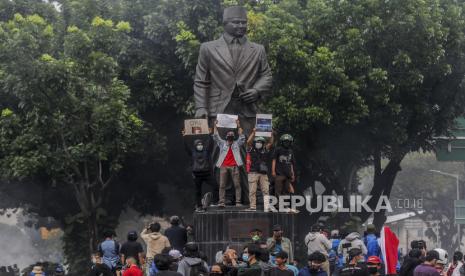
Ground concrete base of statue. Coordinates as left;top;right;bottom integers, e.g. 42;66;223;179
193;206;297;262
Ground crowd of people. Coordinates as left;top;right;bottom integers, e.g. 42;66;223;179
82;217;464;276
183;119;296;212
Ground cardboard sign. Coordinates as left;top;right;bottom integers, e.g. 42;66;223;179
184;119;209;135
256;114;272;137
216;114;238;128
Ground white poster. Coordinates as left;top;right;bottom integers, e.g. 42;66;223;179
184;119;209;135
256;114;272;137
216;114;238;128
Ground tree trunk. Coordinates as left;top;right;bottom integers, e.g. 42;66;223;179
360;152;404;226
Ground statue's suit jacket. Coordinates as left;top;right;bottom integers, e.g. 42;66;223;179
194;35;272;117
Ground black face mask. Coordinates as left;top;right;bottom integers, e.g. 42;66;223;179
210;273;223;276
227;135;234;142
282;141;291;148
309;267;320;273
368;267;379;274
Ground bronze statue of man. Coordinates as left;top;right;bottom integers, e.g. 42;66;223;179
194;6;273;134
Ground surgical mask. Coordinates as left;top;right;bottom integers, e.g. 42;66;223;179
368;267;379;274
196;144;204;151
242;253;249;262
252;235;260;242
92;257;97;264
255;142;263;150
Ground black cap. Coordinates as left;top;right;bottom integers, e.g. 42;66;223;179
272;224;282;231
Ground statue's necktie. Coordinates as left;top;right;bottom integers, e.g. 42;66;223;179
231;38;241;68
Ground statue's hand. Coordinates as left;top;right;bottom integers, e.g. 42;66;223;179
240;89;259;104
195;108;208;118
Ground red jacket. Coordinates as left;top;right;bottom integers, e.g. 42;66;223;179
123;265;143;276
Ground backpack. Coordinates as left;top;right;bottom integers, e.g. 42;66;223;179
189;262;208;276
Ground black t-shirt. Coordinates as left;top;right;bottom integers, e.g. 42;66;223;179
88;264;113;276
248;147;271;173
120;241;144;262
273;147;294;178
339;263;369;276
270;267;294;276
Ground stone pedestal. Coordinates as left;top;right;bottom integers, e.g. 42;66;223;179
193;207;296;262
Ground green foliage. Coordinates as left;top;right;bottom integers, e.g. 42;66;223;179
2;0;465;270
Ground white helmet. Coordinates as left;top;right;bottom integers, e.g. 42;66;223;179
434;248;449;265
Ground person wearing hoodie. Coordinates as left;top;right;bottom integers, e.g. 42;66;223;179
177;242;209;276
337;232;368;263
183;129;216;211
298;252;328;276
142;223;171;275
304;225;331;275
363;225;380;259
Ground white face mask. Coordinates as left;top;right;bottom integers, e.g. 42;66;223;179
196;145;204;151
255;142;263;149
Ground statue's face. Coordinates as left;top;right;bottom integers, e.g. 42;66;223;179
224;18;247;37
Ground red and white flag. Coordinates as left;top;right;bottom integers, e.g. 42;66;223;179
379;226;399;275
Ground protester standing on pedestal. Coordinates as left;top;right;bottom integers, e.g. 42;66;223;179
183;129;217;211
246;129;273;211
272;134;295;196
213;120;245;207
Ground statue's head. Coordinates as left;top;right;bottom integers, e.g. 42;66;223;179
223;6;247;38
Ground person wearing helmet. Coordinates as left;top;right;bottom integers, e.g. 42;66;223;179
245;128;274;211
433;249;448;276
213;119;246;207
413;250;440;276
182;128;217;212
272;134;296;197
366;256;382;276
120;230;144;266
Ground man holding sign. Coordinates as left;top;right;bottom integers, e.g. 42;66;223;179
213;119;245;207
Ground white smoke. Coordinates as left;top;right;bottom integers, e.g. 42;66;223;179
0;208;64;270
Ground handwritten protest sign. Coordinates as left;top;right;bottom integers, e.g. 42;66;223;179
184;119;209;135
256;114;272;137
216;114;238;128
